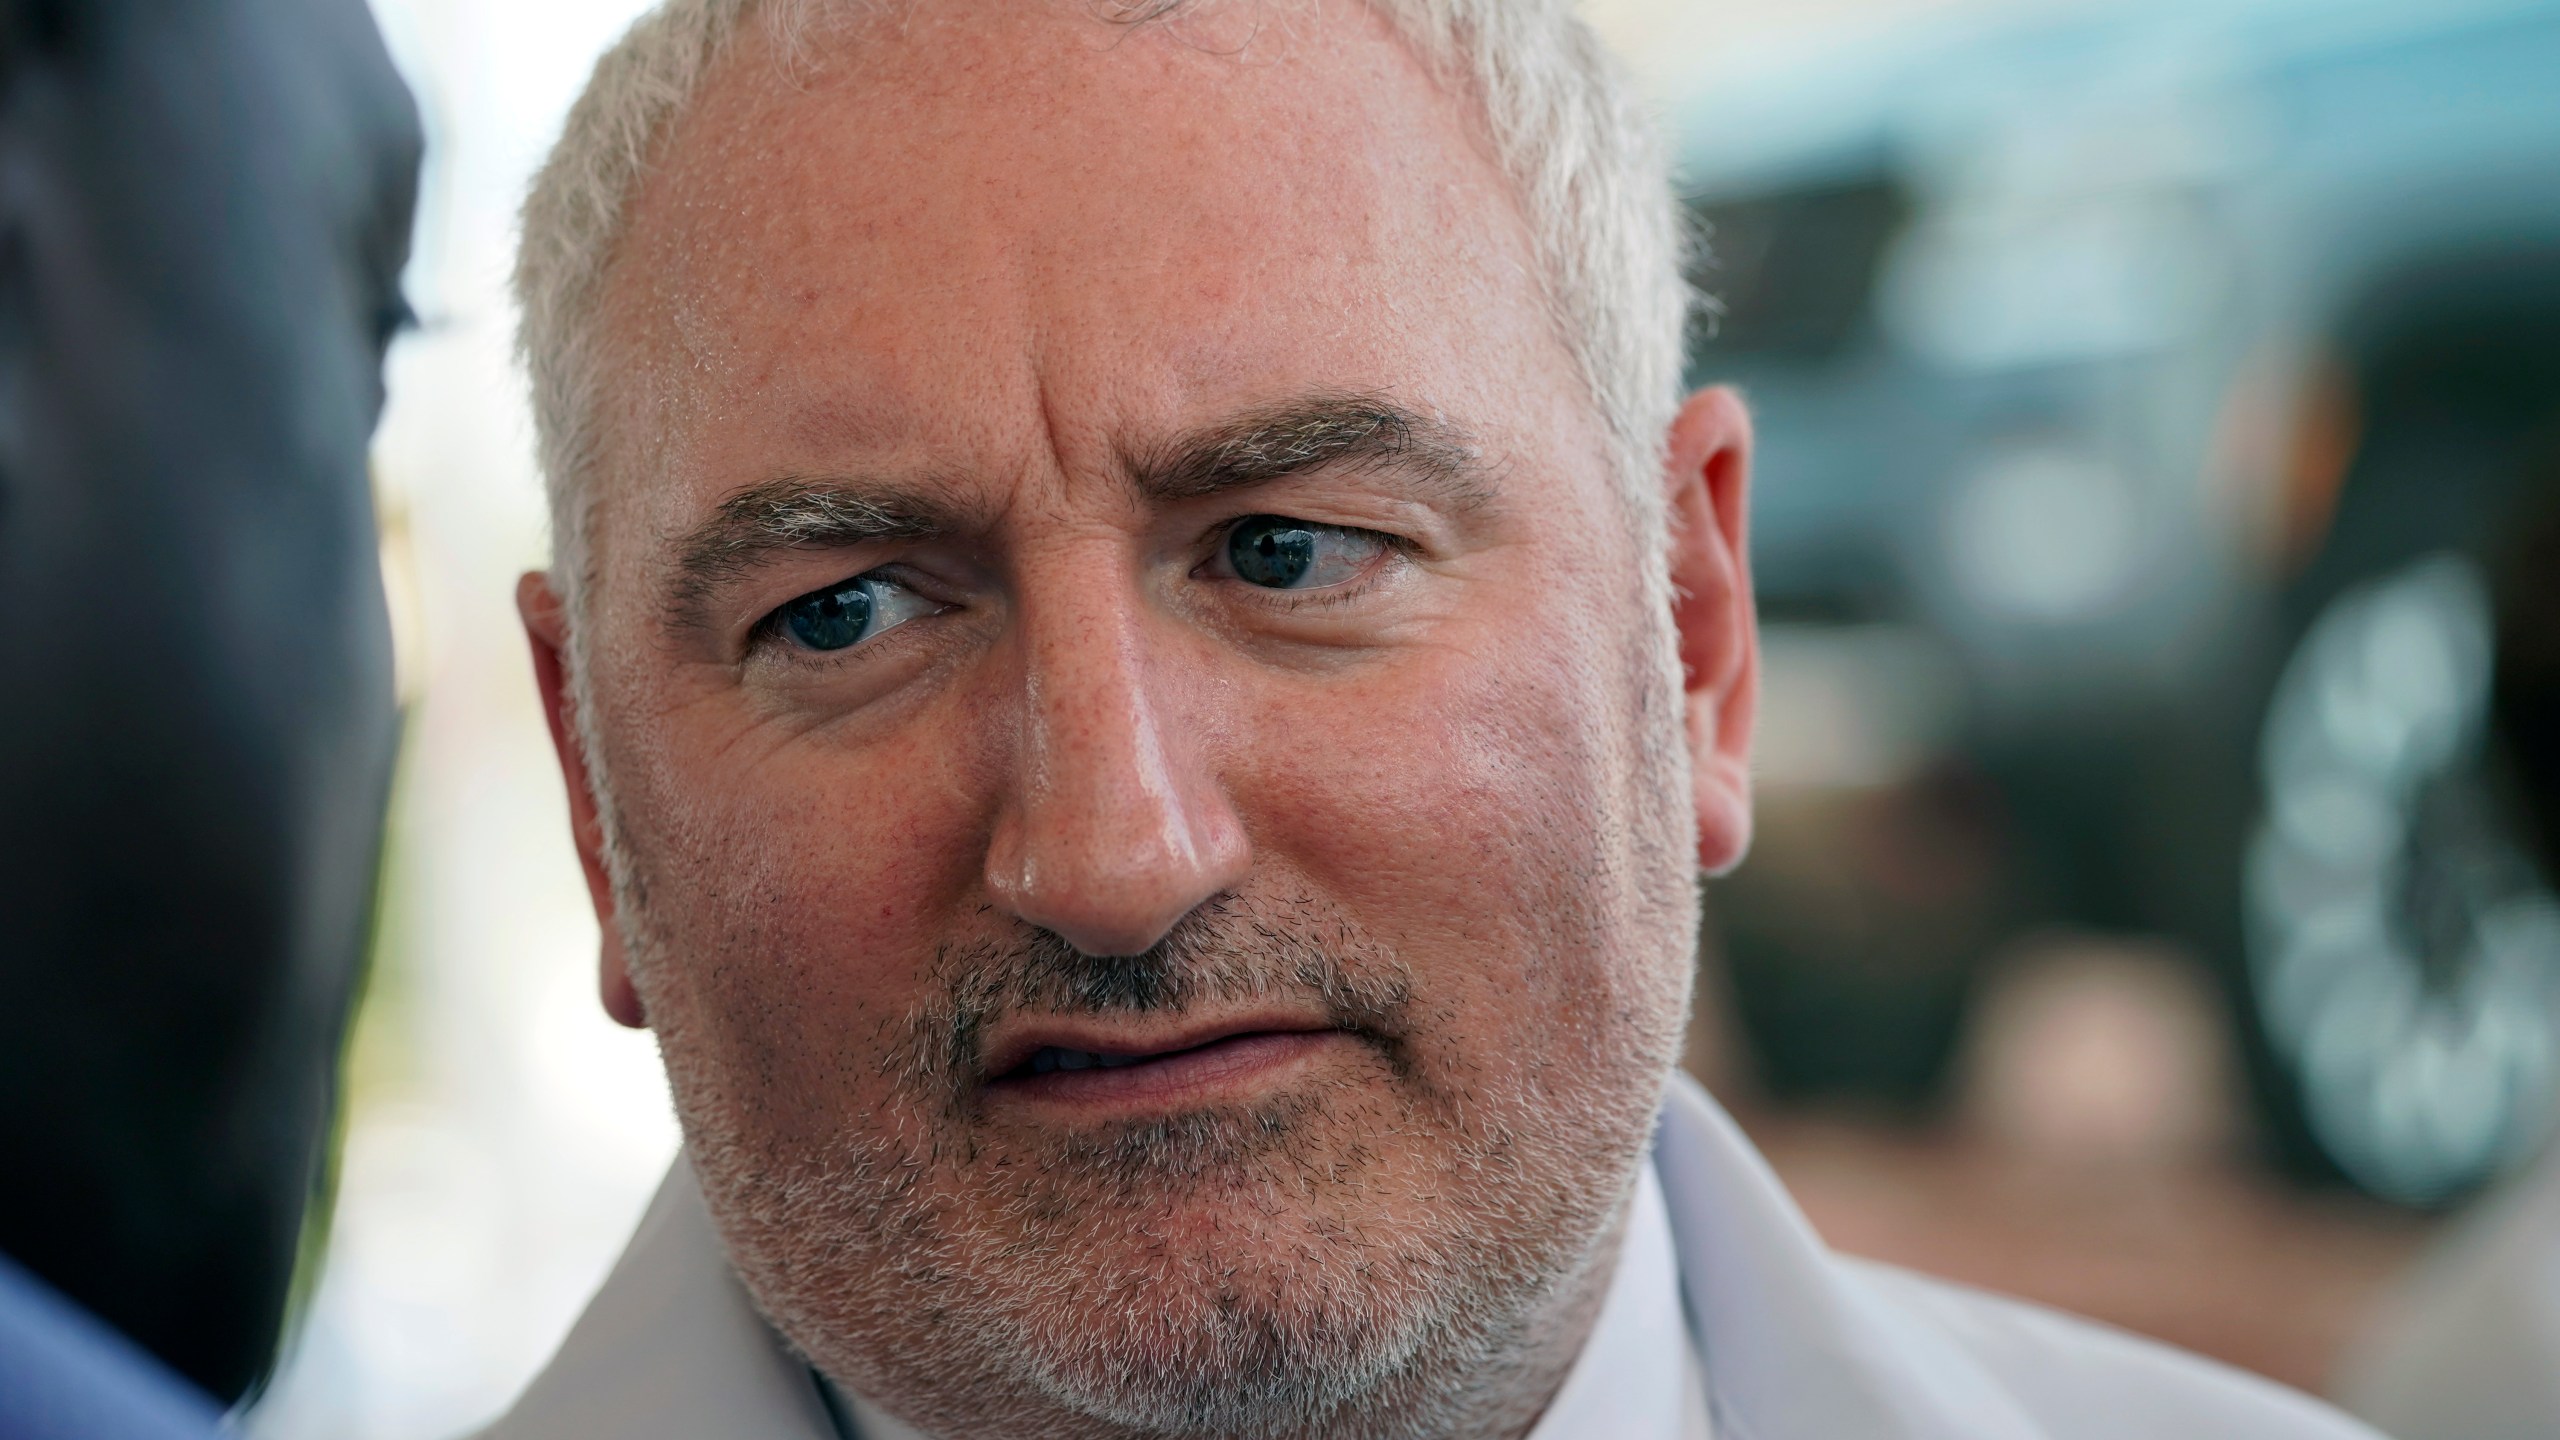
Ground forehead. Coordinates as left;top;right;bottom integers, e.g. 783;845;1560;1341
595;0;1588;545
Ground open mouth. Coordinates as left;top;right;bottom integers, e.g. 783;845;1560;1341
983;1025;1341;1105
1013;1034;1255;1077
1023;1044;1174;1075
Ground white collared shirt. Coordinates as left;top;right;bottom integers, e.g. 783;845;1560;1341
832;1160;1710;1440
1527;1161;1713;1440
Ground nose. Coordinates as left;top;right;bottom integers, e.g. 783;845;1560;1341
981;571;1251;957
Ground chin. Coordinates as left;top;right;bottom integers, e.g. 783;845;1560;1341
990;1250;1445;1436
694;1066;1591;1433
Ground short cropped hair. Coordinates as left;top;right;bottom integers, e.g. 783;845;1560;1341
517;0;1695;609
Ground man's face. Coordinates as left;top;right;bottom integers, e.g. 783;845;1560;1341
529;3;1752;1435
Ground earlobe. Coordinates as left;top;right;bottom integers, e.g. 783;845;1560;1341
1660;387;1759;877
1694;752;1754;879
600;929;646;1029
517;571;649;1030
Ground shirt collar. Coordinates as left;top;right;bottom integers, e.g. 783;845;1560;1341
1650;1077;2044;1440
1522;1159;1710;1440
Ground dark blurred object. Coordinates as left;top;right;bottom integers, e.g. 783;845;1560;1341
2493;462;2560;877
1717;764;2008;1105
0;0;418;1406
0;1252;220;1439
1697;177;1909;362
1683;0;2560;1205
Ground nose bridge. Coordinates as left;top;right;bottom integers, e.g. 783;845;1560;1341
985;551;1249;956
1020;583;1182;840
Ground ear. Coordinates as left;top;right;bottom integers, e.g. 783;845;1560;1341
1663;386;1758;877
518;571;647;1029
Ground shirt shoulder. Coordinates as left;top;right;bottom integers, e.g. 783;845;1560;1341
1839;1257;2383;1440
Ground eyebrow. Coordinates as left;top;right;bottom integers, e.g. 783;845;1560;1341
666;478;947;631
661;394;1492;632
1128;394;1494;510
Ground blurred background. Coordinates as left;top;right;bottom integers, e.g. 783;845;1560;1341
244;0;2560;1433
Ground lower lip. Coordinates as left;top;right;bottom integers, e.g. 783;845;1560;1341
985;1030;1345;1110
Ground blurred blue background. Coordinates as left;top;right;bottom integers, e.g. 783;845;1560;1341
1682;0;2560;1206
244;0;2560;1432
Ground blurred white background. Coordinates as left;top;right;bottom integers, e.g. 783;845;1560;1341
240;1;2108;1435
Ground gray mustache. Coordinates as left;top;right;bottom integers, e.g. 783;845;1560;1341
910;899;1415;1089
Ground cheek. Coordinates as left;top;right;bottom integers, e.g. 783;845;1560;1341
1236;609;1642;1039
618;697;997;1105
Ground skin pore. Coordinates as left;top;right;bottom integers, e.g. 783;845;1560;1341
518;3;1758;1438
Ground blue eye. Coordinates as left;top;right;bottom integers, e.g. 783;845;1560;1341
783;582;874;650
1230;517;1317;587
1225;516;1383;590
776;574;940;653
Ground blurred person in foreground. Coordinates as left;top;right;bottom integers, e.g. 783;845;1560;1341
487;3;2381;1438
0;0;418;1426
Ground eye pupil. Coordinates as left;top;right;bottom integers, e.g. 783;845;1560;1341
1230;518;1318;588
784;582;875;650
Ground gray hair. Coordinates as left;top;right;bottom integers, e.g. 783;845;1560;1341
516;0;1695;609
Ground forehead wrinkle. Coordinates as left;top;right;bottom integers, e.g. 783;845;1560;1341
606;0;1569;626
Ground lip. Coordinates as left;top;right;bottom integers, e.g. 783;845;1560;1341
979;1013;1347;1111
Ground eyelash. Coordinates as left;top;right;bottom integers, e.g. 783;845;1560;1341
746;519;1415;665
1202;516;1416;608
745;567;945;665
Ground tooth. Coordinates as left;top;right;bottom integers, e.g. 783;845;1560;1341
1095;1052;1139;1069
1030;1050;1059;1075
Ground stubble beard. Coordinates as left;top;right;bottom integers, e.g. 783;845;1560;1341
631;891;1674;1440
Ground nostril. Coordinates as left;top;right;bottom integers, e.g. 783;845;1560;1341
1034;915;1185;966
984;824;1244;960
